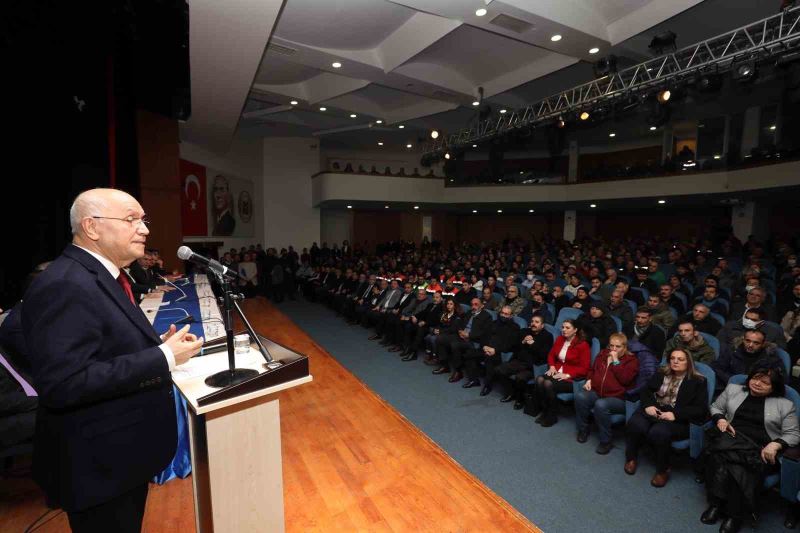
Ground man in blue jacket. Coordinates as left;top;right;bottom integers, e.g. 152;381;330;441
21;188;203;532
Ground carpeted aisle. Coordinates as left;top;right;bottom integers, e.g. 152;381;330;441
279;298;784;533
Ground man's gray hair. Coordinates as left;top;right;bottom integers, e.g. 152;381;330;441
69;190;108;235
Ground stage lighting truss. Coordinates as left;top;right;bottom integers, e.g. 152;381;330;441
422;5;800;156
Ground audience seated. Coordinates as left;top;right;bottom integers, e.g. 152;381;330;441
646;294;676;332
428;299;464;371
529;319;591;427
401;291;443;361
608;290;634;337
624;348;708;488
458;305;519;390
578;301;617;348
701;362;799;533
499;285;525;316
575;333;639;454
711;329;785;388
717;308;786;358
663;320;716;364
668;303;721;338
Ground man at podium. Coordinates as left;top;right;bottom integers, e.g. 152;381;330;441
21;188;203;533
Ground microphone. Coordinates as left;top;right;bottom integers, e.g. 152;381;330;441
177;246;243;280
158;274;188;302
174;314;195;325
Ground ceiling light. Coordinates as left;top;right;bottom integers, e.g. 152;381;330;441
319;107;327;111
332;62;342;68
657;89;671;103
589;47;600;54
431;130;439;139
406;144;412;148
384;205;389;209
376;120;383;124
650;126;657;131
398;125;405;129
290;100;298;105
475;8;487;17
609;132;616;137
580;111;590;121
472;144;478;148
557;117;566;128
519;171;523;175
590;204;597;208
444;152;451;160
529;209;535;213
658;200;666;204
713;154;721;159
346;205;352;209
378;142;384;146
413;206;420;210
472;209;478;213
551;34;562;42
472;101;480;106
770;125;777;130
497;209;503;213
350;114;357;118
500;109;507;114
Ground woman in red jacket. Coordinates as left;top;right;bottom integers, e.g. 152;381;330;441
531;319;591;427
574;333;640;454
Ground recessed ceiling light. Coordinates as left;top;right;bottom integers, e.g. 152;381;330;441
519;171;523;175
590;204;597;208
770;125;777;130
589;47;600;54
529;209;535;213
650;126;657;131
444;152;451;160
378;142;384;146
431;130;439;139
713;154;721;159
346;205;352;209
413;206;420;210
376;120;383;124
290;100;298;105
384;205;389;209
472;144;478;148
472;101;480;106
319;107;327;111
350;114;357;118
472;209;477;213
551;34;562;42
500;109;507;114
406;144;412;148
332;62;342;68
658;200;666;204
497;209;503;213
580;111;590;121
398;125;405;129
609;132;616;137
475;8;487;17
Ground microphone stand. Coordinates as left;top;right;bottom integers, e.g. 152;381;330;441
204;271;261;388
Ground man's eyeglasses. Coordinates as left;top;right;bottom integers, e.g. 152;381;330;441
91;215;150;227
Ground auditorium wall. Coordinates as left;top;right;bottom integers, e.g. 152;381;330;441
180;135;265;253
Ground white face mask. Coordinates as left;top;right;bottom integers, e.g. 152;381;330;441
527;274;534;280
745;285;756;292
742;318;759;329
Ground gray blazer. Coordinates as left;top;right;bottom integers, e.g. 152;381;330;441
402;298;430;317
380;289;401;310
710;383;800;446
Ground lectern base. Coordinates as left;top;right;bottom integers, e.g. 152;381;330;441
204;368;259;388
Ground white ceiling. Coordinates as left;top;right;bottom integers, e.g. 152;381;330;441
181;0;781;153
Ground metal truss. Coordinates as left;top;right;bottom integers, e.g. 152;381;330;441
423;5;800;155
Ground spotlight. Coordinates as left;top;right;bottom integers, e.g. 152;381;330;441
557;117;566;128
657;89;671;103
648;31;677;55
332;62;342;68
594;55;618;77
475;8;487;16
444;152;451;160
430;130;439;139
579;111;590;121
732;59;757;82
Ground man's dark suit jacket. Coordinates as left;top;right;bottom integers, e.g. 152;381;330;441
128;260;157;295
21;245;177;512
465;309;494;346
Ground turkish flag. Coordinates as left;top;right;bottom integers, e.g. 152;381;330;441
179;159;208;236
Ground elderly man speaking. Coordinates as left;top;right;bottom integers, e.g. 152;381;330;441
21;188;203;532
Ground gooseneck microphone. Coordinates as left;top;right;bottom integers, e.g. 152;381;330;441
177;246;243;280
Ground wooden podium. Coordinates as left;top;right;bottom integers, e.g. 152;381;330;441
172;335;312;533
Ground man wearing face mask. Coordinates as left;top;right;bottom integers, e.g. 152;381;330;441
717;308;786;358
711;329;784;387
521;269;537;291
461;306;520;390
729;286;777;322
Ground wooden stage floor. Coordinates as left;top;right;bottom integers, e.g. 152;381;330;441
1;298;538;532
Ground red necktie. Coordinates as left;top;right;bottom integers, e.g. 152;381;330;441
117;273;136;305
